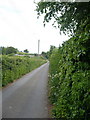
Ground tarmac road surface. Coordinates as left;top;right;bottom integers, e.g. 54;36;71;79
2;62;49;118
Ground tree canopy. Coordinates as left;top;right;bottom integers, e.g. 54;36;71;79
1;46;18;55
24;49;29;53
36;1;90;35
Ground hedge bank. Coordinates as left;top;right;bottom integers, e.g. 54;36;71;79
2;56;46;86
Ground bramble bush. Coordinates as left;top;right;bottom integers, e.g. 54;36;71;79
49;19;90;119
2;56;46;86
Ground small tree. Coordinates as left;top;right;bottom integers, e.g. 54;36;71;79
24;49;29;53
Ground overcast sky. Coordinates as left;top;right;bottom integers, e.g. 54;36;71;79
0;0;70;54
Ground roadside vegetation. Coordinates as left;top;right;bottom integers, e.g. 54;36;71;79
36;1;90;119
49;24;90;119
0;46;47;87
0;55;2;87
2;55;46;87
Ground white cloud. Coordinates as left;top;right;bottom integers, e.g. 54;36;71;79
0;0;69;53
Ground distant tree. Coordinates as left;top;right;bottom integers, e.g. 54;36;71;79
34;53;38;56
0;46;18;55
49;45;56;57
42;46;56;59
42;51;48;58
24;49;29;53
6;47;18;55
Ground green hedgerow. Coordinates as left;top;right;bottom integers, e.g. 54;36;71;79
2;56;46;87
49;20;90;119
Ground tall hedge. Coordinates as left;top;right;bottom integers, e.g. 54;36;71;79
49;19;90;119
2;56;46;86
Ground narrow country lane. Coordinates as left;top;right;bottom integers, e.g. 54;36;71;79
2;62;49;118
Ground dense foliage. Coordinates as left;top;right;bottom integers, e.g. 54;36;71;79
1;46;18;55
36;1;90;34
42;45;56;59
2;56;46;86
24;49;29;53
36;1;90;119
49;20;90;119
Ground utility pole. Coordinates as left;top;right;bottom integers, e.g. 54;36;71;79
38;40;40;56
